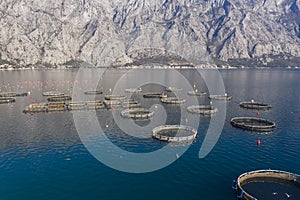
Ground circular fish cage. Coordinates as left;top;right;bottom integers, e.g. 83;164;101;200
0;92;17;97
47;95;72;102
209;94;232;101
47;102;66;112
122;99;138;104
121;108;154;119
231;117;276;132
122;99;140;108
16;92;29;97
0;97;15;104
143;93;167;98
23;103;48;113
165;87;183;92
104;95;126;100
103;100;122;108
187;90;206;96
232;169;300;200
125;88;142;93
240;101;272;110
187;105;218;115
86;101;104;109
67;101;104;110
67;102;87;110
122;102;141;108
84;90;103;95
161;97;186;104
43;91;65;96
152;125;197;142
0;92;28;97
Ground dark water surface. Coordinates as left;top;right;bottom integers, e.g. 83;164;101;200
0;68;299;200
243;181;300;200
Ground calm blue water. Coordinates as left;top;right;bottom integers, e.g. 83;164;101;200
0;68;299;200
243;181;300;199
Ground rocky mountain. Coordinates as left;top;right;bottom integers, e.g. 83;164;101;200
0;0;300;68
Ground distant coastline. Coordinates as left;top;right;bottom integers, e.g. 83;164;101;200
1;54;300;71
1;63;299;71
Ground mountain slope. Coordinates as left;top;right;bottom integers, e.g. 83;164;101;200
0;0;299;67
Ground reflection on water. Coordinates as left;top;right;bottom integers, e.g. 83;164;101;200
0;68;299;199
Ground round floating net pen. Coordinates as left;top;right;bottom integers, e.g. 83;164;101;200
42;91;64;96
209;94;232;101
125;88;142;93
240;101;271;110
122;99;140;108
161;97;186;104
103;100;122;109
232;169;300;200
0;97;15;104
165;87;183;92
143;93;167;98
84;90;103;95
47;95;72;102
152;125;197;142
187;90;206;96
121;108;154;119
187;105;218;115
104;95;126;100
231;117;276;132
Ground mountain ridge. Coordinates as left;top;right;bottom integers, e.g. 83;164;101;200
0;0;300;67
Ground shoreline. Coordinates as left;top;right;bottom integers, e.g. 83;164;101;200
0;65;300;71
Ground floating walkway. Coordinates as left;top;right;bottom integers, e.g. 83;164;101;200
84;91;103;95
233;169;300;200
231;117;276;132
209;94;232;101
23;101;104;113
152;125;197;142
121;108;154;119
0;97;15;104
240;101;272;110
161;97;186;104
187;105;218;115
125;88;142;93
42;91;65;96
47;95;72;102
143;93;167;99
